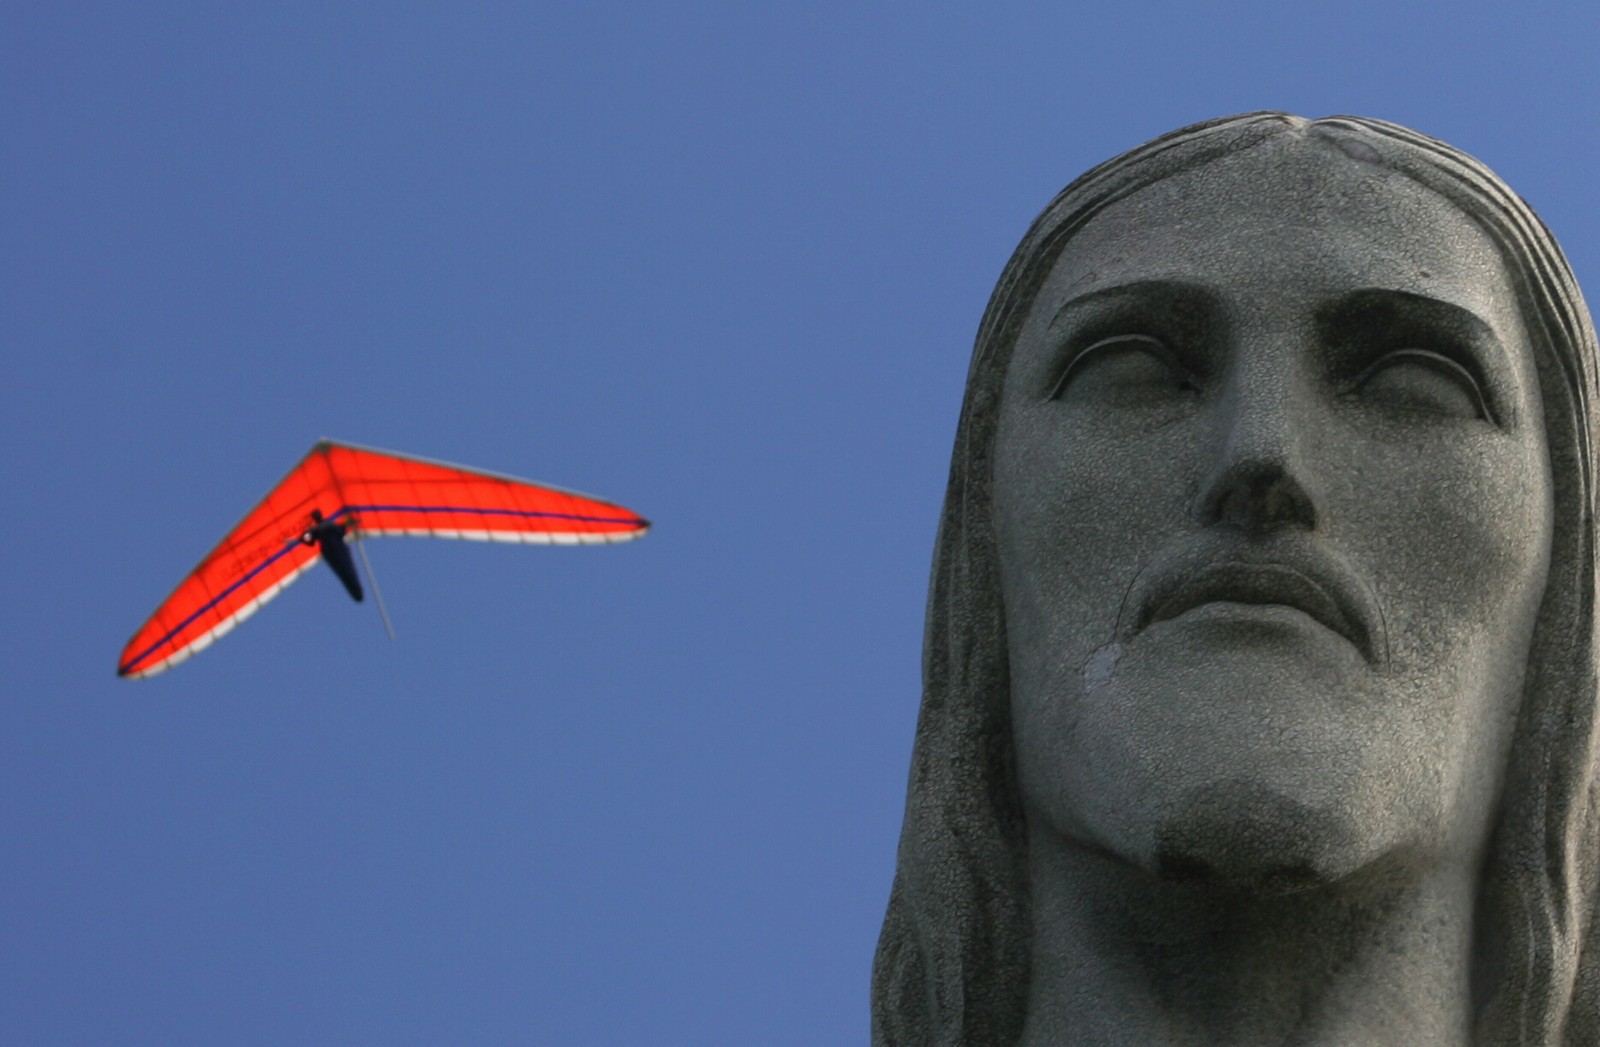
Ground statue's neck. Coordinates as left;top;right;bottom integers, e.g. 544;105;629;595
1019;828;1478;1047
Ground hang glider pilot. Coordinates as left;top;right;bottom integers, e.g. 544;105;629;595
301;509;364;602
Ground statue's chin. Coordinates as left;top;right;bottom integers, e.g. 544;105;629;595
1146;778;1362;894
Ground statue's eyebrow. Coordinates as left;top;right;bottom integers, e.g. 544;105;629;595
1318;288;1502;350
1046;279;1219;334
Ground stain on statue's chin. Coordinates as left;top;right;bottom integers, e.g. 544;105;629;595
1153;849;1324;896
1149;779;1358;896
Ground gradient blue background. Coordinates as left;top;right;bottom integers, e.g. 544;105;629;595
7;3;1597;1043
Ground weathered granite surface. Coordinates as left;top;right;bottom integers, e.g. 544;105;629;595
873;114;1600;1046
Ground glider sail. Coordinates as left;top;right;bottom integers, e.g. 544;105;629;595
118;440;650;679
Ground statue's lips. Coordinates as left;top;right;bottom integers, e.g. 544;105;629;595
1136;561;1375;659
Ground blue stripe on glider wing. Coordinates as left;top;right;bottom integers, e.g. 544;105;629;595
121;537;305;675
344;504;644;525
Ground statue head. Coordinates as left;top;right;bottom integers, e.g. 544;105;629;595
873;114;1600;1045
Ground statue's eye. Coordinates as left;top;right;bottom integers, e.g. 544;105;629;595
1354;349;1491;422
1050;335;1198;405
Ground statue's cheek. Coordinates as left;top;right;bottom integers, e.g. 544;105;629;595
1335;424;1552;664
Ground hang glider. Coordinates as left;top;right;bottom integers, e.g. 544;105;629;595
118;440;650;679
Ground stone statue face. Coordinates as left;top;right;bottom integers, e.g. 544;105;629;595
992;138;1555;890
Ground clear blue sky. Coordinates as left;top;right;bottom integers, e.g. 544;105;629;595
6;3;1597;1043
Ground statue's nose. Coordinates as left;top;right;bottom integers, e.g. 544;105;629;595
1200;462;1317;532
1195;380;1319;534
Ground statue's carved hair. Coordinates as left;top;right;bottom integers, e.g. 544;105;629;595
872;113;1600;1045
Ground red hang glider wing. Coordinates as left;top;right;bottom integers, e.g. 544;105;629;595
118;440;650;679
